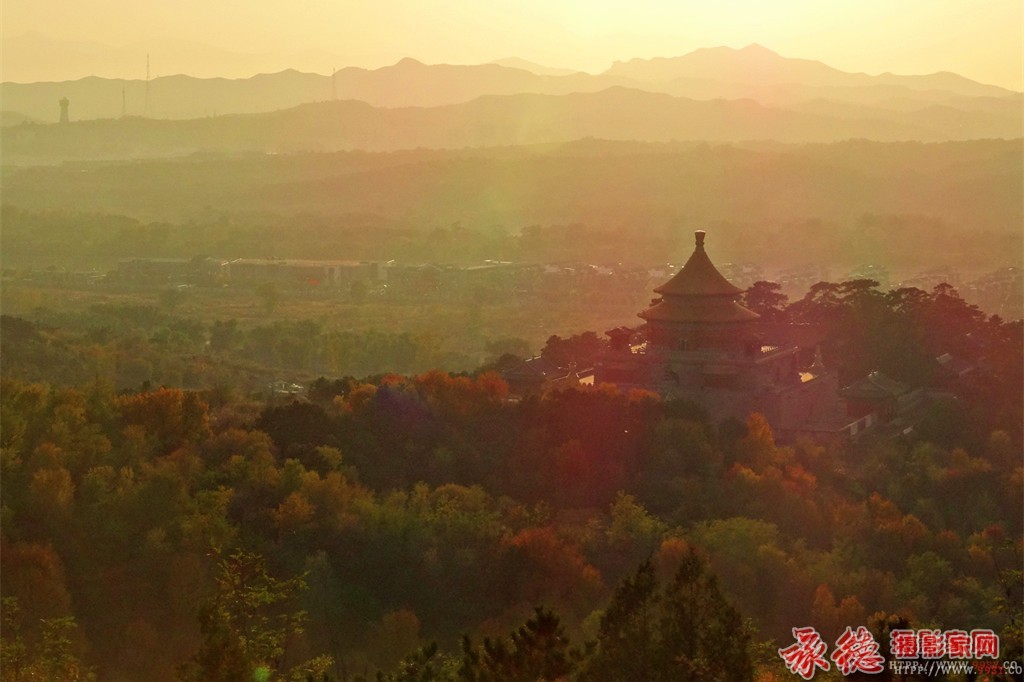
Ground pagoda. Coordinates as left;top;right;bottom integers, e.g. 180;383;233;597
597;230;841;433
640;229;761;365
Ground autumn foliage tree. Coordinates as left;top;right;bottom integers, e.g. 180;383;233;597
0;278;1020;682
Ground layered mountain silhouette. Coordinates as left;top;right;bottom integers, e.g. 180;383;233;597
2;44;1019;162
4;44;1016;119
4;86;1020;164
1;32;340;84
489;58;582;77
605;44;1006;96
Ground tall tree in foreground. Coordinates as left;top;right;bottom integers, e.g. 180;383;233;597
579;549;752;682
179;548;331;682
458;607;576;682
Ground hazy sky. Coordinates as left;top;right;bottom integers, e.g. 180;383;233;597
4;0;1022;89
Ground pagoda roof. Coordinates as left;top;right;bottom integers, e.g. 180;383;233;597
654;231;744;298
639;298;761;324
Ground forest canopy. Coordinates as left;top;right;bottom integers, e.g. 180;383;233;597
1;274;1020;679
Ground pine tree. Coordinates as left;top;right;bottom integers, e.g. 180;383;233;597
459;607;575;682
579;551;752;682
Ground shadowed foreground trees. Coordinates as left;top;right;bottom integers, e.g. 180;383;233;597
458;607;576;682
0;354;1019;679
1;597;95;682
376;550;751;682
578;550;752;682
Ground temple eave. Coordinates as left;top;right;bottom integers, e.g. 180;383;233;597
638;303;761;324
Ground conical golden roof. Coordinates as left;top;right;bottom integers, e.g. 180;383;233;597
639;231;758;325
653;230;744;298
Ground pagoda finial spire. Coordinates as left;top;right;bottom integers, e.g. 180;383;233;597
649;230;743;298
640;229;759;325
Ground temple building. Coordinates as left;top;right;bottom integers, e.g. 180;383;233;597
596;230;844;437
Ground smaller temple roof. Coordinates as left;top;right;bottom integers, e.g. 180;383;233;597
841;371;910;400
654;231;744;298
502;356;564;381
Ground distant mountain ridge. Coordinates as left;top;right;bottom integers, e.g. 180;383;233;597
4;86;1020;165
1;32;340;83
489;57;582;77
2;43;1016;124
604;44;1008;96
607;44;859;85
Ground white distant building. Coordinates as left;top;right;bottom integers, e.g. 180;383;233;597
228;259;387;286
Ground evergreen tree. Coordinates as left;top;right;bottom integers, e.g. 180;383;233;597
459;607;576;682
179;548;315;682
579;552;752;682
